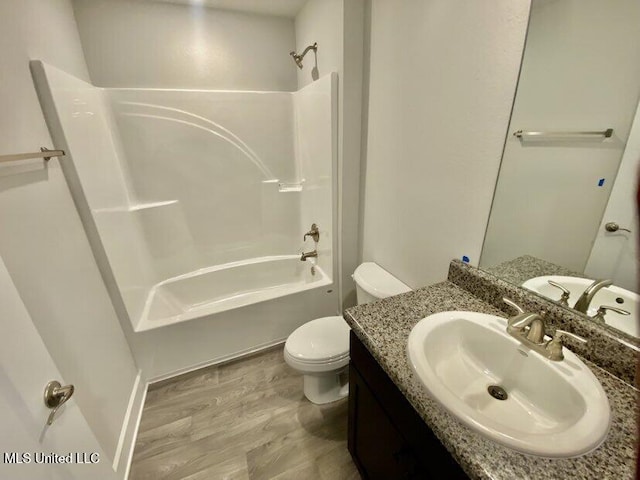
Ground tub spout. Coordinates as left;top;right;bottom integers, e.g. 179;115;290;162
300;250;317;261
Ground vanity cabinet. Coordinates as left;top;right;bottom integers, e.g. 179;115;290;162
348;332;468;480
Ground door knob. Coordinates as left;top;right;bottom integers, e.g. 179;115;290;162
604;222;631;233
44;380;74;426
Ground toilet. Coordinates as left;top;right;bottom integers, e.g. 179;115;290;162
284;262;411;404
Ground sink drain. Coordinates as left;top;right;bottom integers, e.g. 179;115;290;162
488;385;508;401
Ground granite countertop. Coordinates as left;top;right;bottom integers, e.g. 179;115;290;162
344;281;638;480
483;255;583;286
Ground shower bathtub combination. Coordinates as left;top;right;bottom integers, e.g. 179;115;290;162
32;61;337;333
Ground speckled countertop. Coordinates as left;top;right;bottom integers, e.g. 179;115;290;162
483;255;583;286
344;281;638;480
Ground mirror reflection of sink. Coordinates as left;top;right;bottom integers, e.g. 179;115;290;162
407;311;610;458
522;276;638;338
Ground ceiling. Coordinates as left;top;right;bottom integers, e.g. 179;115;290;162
118;0;309;18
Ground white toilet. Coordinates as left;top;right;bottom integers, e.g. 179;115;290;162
284;262;411;404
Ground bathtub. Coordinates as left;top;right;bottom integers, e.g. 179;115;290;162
136;255;331;331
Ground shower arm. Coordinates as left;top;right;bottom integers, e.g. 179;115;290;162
290;43;317;69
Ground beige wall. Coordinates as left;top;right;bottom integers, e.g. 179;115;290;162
73;0;297;90
361;0;530;288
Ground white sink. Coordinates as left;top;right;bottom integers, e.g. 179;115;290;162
522;275;638;338
407;311;610;457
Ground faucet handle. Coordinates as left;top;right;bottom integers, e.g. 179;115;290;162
553;329;587;345
503;297;525;314
303;223;320;243
547;280;570;307
547;329;587;361
592;305;631;322
502;298;545;335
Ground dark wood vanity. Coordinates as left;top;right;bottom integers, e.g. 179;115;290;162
347;332;468;479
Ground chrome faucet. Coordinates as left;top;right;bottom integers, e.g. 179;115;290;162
573;279;613;313
503;298;587;361
300;250;317;261
503;298;546;344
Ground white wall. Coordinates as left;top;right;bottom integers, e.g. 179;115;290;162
72;0;297;90
361;0;530;288
586;100;640;291
481;0;640;272
0;0;140;470
295;0;364;307
295;0;342;90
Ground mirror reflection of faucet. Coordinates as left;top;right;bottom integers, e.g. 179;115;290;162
591;305;630;323
547;280;571;307
573;279;613;313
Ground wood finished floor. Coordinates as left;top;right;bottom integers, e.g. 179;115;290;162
129;346;360;480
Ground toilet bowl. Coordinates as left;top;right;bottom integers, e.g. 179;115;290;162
284;262;411;404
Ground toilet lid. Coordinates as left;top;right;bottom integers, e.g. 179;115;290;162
286;316;350;364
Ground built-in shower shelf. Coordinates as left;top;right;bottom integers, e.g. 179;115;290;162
93;200;178;213
278;182;304;193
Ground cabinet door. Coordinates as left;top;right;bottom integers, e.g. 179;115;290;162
348;364;415;479
348;333;468;480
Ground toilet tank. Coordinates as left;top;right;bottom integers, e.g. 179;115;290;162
352;262;412;305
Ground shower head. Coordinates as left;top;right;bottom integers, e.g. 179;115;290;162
289;42;317;69
289;52;303;69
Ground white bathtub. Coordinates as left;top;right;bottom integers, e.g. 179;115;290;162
136;255;331;331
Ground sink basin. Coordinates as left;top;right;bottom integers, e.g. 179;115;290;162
407;311;610;457
522;275;638;338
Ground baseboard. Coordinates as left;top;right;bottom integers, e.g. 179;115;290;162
147;338;287;386
113;369;146;479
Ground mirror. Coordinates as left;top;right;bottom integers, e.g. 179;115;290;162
480;0;640;340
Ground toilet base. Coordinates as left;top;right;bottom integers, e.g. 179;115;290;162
303;368;349;404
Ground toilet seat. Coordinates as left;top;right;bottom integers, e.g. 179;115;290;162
285;316;350;364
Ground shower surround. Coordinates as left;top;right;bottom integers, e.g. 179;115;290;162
33;61;338;374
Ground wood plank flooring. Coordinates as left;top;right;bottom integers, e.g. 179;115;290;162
129;346;360;480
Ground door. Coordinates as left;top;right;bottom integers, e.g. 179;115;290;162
0;255;117;480
585;103;640;291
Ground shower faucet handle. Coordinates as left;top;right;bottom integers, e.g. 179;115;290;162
303;223;320;243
